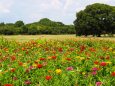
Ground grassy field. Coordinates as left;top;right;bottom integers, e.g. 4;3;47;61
0;35;115;42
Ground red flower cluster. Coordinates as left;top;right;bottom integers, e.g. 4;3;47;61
100;62;107;66
10;68;16;72
45;75;52;80
52;56;56;59
58;48;63;52
111;72;115;77
80;45;86;52
4;84;13;86
40;58;46;61
94;61;99;65
37;64;43;68
66;58;71;61
11;56;16;61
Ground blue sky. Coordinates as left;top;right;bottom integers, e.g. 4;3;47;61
0;0;115;24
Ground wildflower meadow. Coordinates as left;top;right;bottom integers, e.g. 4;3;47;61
0;38;115;86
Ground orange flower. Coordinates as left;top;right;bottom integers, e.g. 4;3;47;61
22;47;25;51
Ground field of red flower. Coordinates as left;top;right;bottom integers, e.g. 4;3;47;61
0;38;115;86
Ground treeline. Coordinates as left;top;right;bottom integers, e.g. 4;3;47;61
74;3;115;37
0;18;75;35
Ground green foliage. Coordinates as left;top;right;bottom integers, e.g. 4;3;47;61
74;3;115;37
15;20;24;27
0;18;75;35
28;25;38;35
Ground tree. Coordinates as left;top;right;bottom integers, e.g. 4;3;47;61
15;20;24;27
20;25;28;34
28;25;38;35
74;3;115;37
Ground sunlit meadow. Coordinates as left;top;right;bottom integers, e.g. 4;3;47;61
0;37;115;86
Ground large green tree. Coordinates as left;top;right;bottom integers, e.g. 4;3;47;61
74;3;115;37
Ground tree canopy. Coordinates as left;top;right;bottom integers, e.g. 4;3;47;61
0;18;75;35
74;3;115;37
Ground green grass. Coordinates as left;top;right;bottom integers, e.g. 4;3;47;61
0;35;115;42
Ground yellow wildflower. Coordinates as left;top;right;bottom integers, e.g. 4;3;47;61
0;70;2;76
56;69;62;74
32;63;37;68
22;63;27;67
106;61;112;64
82;72;86;75
113;51;115;54
80;57;85;60
76;56;81;59
109;47;112;51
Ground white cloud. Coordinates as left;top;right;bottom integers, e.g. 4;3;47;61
0;0;115;24
0;0;14;13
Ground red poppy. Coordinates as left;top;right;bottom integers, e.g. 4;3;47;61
111;72;115;77
94;61;99;65
58;48;63;52
40;58;46;61
4;84;13;86
37;64;43;68
45;75;52;80
52;56;56;59
100;62;107;66
66;58;71;61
